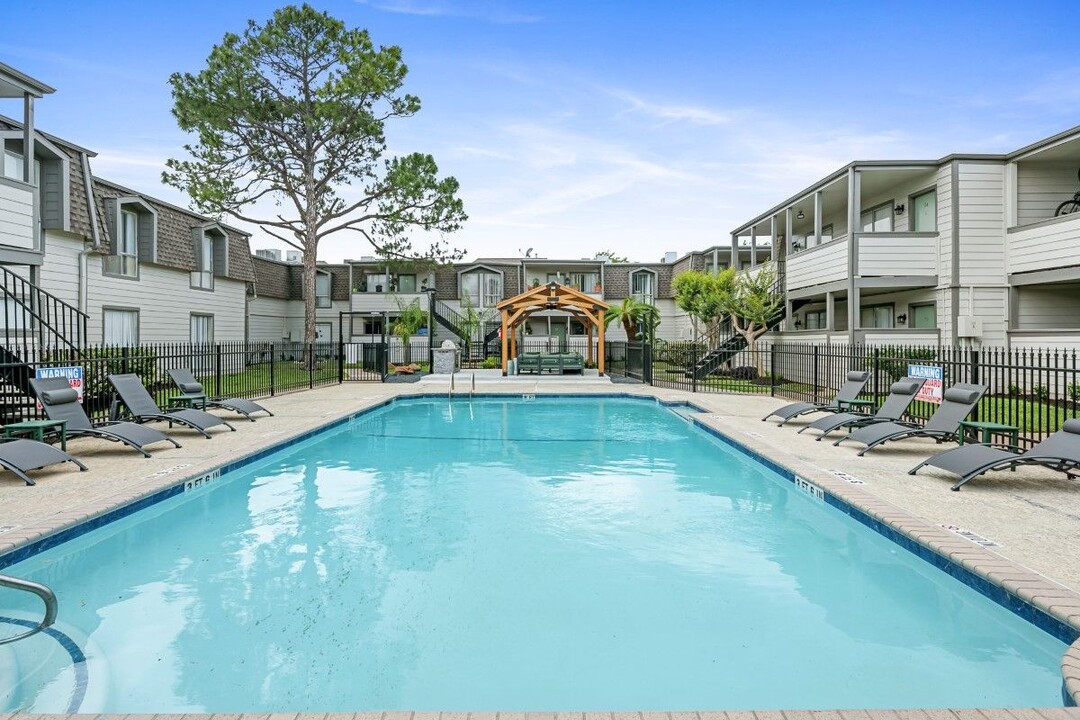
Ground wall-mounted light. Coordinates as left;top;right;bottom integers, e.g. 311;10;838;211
796;210;805;220
896;313;908;324
894;204;905;215
793;318;803;329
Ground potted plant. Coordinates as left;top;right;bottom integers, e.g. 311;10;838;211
531;278;540;288
593;281;602;293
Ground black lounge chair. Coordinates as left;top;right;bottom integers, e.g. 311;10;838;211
798;377;927;440
835;383;988;456
910;418;1080;491
0;438;86;486
762;370;871;426
167;368;272;421
108;374;236;438
29;377;182;458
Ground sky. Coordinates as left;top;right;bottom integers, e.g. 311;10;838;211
2;1;1079;264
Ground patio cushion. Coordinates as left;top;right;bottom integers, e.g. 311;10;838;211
41;388;78;405
847;371;868;381
943;387;981;404
1062;419;1080;434
178;381;204;394
890;380;922;395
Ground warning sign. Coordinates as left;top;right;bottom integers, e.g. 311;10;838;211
35;366;84;403
907;364;942;404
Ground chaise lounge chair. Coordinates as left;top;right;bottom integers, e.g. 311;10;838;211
108;374;236;438
835;383;988;456
909;418;1080;491
798;377;926;439
167;368;273;421
29;377;182;458
762;370;871;426
0;438;86;486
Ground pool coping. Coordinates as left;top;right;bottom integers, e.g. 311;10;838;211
1;388;1079;709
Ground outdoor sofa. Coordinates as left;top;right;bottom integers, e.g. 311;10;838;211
516;352;585;375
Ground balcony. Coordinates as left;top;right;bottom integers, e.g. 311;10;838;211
351;291;427;312
1007;213;1080;278
0;178;35;251
786;232;938;292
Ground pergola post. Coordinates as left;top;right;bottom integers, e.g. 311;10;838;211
586;324;594;366
500;310;509;376
598;311;606;376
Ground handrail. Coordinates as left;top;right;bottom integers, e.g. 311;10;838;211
0;265;88;356
0;573;58;645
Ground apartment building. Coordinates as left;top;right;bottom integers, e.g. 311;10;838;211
0;62;254;358
727;126;1080;350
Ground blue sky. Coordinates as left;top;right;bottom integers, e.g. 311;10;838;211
2;1;1078;263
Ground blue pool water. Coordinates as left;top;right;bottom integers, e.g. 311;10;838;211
0;397;1069;711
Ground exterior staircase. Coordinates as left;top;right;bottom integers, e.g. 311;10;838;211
0;265;88;418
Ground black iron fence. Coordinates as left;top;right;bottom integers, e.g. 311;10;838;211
605;340;1080;448
0;340;399;424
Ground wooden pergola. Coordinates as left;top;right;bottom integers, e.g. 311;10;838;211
495;281;611;376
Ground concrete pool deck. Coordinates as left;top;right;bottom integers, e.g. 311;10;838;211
1;376;1080;710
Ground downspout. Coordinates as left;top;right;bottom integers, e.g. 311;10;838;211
78;152;102;317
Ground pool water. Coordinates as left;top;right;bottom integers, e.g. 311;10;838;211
0;397;1069;711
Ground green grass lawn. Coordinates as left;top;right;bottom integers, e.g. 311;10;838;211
206;360;340;397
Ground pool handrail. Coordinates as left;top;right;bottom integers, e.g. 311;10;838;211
0;572;57;645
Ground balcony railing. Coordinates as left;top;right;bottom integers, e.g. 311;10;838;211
0;178;36;251
1007;213;1080;276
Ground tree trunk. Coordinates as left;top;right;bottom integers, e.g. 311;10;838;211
623;317;637;342
302;237;318;369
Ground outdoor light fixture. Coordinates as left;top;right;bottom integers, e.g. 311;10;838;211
796;210;805;220
794;318;803;329
894;204;905;215
896;313;908;324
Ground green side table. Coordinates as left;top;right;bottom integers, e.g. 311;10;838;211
957;420;1019;451
3;419;68;451
837;398;876;415
167;393;208;410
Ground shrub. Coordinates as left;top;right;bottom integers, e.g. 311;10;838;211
876;346;937;383
658;340;707;367
732;366;758;380
482;356;499;369
1033;384;1050;401
1008;383;1021;397
1069;383;1080;402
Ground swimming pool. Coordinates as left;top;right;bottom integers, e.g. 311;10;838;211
0;396;1070;711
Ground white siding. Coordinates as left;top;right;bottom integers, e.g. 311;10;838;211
247;296;297;341
956;162;1006;286
786;237;848;290
1009;332;1080;353
1014;283;1080;330
1015;161;1077;226
858;234;938;276
0;180;35;250
1006;213;1080;276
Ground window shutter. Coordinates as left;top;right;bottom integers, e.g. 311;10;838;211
192;228;204;268
213;233;229;277
137;211;156;263
104;198;118;250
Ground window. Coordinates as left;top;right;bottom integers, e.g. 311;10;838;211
192;233;214;289
460;269;502;308
569;272;599;292
396;274;417;293
911;303;936;329
804;310;826;330
631;270;654;304
103;308;139;345
315;272;331;308
859;304;894;329
860;202;893;233
819;224;834;245
190;314;214;345
2;148;21;179
569;320;587;336
363;317;383;335
911;189;937;232
108;210;139;277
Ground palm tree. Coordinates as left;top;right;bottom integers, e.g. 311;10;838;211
604;296;660;342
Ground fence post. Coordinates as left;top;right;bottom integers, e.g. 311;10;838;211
338;337;345;384
121;345;130;375
812;345;819;405
691;345;698;394
214;343;223;398
309;343;315;389
872;346;881;403
269;343;276;397
770;343;777;397
970;347;980;422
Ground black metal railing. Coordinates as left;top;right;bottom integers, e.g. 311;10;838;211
0;264;88;357
607;339;1080;449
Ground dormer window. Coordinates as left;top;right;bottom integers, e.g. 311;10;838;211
103;196;156;279
315;271;331;308
191;224;229;290
2;133;70;243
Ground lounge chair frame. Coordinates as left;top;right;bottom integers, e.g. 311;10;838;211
30;377;182;458
798;377;926;439
108;374;236;438
167;368;273;421
762;370;870;426
0;438;86;486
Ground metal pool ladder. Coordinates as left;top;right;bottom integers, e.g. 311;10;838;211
0;573;58;645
